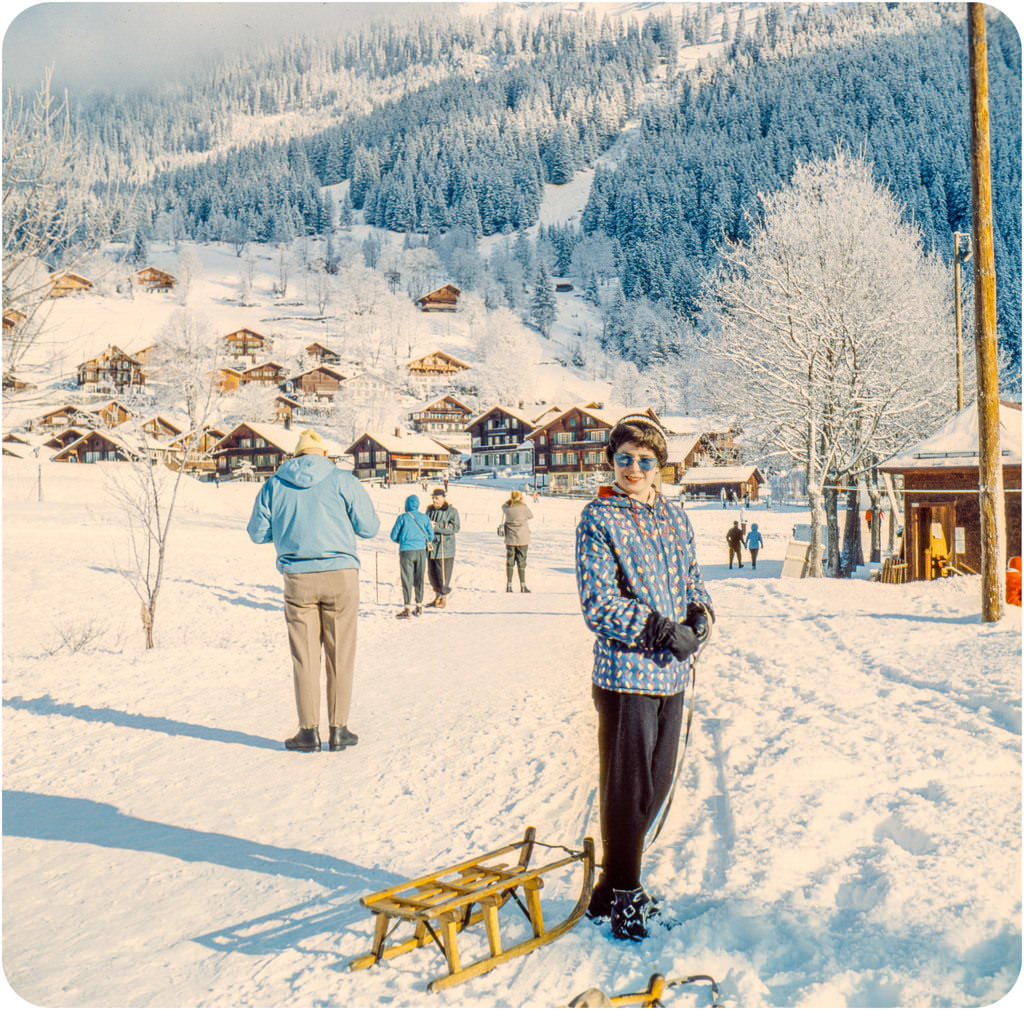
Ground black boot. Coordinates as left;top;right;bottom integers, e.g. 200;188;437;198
585;874;614;921
285;727;321;752
329;725;358;751
610;886;658;941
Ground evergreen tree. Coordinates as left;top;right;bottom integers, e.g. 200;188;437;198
530;261;556;337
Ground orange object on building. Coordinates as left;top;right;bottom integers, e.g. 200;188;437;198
1007;557;1022;607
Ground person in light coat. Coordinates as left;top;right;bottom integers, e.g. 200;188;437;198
575;414;713;942
390;494;434;617
501;489;534;592
247;429;380;753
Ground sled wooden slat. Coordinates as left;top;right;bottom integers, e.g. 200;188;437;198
348;827;595;993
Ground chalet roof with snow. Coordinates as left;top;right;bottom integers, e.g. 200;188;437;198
213;421;345;459
680;465;764;485
346;430;452;457
880;402;1022;472
465;404;537;429
526;403;658;438
416;284;461;311
406;349;472;374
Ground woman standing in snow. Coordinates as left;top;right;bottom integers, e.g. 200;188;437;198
744;522;764;570
575;414;713;942
389;495;434;618
501;489;533;592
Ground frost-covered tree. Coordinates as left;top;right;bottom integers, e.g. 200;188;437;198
530;261;556;337
703;149;954;577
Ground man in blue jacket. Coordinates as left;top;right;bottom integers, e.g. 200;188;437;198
247;429;380;752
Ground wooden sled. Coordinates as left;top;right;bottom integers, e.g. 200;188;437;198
568;972;723;1008
349;826;595;993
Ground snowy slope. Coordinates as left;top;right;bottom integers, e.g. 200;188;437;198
3;460;1020;1008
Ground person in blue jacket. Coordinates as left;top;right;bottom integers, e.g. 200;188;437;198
247;429;380;753
575;414;714;942
390;494;435;618
744;522;765;570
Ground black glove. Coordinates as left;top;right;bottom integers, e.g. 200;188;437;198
685;602;713;645
641;613;699;661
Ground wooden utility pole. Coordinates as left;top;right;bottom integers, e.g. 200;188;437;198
967;3;1006;622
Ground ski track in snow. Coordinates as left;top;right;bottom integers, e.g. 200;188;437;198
2;463;1020;1008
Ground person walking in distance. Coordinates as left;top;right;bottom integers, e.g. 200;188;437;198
501;489;533;592
426;487;460;608
390;494;434;618
745;522;764;570
247;429;380;753
575;414;713;942
726;520;744;569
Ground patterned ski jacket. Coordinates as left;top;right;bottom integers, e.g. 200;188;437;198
575;487;713;696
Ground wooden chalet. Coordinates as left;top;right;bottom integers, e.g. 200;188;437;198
31;404;94;432
96;400;135;427
416;284;461;312
43;424;92;451
879;402;1022;581
212;422;297;479
2;373;37;392
465;406;536;473
214;367;243;394
51;429;143;464
167;426;225;475
3;430;43;458
140;415;183;440
406;350;472;379
241;361;288;387
408;394;475;435
273;395;304;428
49;271;93;298
661;433;706;483
346;429;451;484
3;308;27;331
135;266;176;292
77;345;146;393
526;404;659;492
224;327;271;359
305;342;341;365
679;465;764;502
290;365;347;399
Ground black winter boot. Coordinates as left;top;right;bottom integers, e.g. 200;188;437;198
585;874;614;921
285;727;321;752
329;725;358;751
610;886;658;941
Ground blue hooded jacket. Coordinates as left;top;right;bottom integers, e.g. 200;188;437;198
390;495;435;551
247;454;380;573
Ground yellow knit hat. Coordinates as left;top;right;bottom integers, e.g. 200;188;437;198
293;429;326;455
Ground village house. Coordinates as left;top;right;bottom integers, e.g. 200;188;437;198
51;428;152;464
224;327;271;360
3;308;27;331
212;422;298;479
416;284;461;312
140;415;183;441
660;432;706;483
135;266;176;293
406;350;472;380
346;429;451;484
214;367;244;394
289;364;347;400
42;425;92;453
679;464;765;503
465;405;536;473
49;271;93;298
95;400;136;427
879;402;1022;582
2;373;37;393
526;404;659;492
77;345;146;394
166;426;225;475
304;342;341;365
408;394;475;436
241;361;289;387
272;395;304;428
29;404;93;432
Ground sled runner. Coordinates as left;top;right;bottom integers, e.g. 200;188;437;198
567;971;723;1008
349;826;595;993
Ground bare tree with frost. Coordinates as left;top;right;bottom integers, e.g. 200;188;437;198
704;148;953;576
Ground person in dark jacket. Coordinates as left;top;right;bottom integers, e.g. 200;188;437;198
425;488;460;608
726;520;744;569
575;414;713;942
501;489;533;592
247;429;380;753
390;494;435;618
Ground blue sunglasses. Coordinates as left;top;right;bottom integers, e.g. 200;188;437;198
613;452;659;471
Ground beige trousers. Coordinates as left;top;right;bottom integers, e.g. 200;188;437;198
282;568;359;729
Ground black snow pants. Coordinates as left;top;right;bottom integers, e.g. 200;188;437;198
592;684;683;891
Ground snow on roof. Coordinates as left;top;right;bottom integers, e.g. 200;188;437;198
681;465;763;484
466;404;537;428
880;402;1022;471
350;430;452;455
665;432;702;459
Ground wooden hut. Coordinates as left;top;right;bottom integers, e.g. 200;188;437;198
49;271;93;297
879;402;1022;581
679;465;764;502
135;266;176;292
406;350;472;379
346;430;451;484
224;328;271;359
416;284;461;312
305;342;341;365
241;361;288;387
289;365;347;399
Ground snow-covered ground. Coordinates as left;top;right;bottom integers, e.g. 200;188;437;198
3;460;1020;1008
